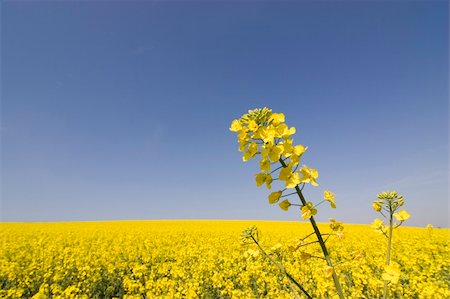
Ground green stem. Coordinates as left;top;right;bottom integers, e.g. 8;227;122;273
383;205;394;299
279;159;345;299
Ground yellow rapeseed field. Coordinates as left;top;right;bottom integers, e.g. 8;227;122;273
1;220;449;298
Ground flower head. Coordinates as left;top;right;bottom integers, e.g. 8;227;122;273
242;143;258;162
372;201;382;212
299;165;319;186
229;119;243;132
324;190;336;208
301;202;317;219
371;218;386;234
279;164;301;189
329;218;344;232
393;210;410;222
279;199;292;211
255;173;273;189
269;113;285;126
268;191;282;204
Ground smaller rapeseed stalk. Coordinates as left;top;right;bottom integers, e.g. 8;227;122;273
371;191;410;299
230;108;345;299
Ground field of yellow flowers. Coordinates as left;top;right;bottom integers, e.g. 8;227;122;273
1;220;449;298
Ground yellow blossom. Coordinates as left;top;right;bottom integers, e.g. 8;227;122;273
279;199;291;211
290;147;307;166
324;190;336;208
274;123;296;139
242;143;258;161
371;218;386;234
280;139;294;157
269;113;285;126
372;201;382;212
293;145;306;156
279;165;301;189
329;218;344;232
393;210;410;222
229;119;242;132
259;159;271;173
336;232;345;239
247;119;258;132
268;191;282;204
255;173;273;189
301;202;317;219
261;143;284;162
257;126;277;143
299;165;319;186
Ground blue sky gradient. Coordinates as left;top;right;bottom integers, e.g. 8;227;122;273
1;1;448;226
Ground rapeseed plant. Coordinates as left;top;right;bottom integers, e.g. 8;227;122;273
230;107;346;298
371;191;410;299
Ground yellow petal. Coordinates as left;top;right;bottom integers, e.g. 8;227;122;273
229;119;242;132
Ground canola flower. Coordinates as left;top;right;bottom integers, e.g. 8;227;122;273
1;220;449;299
230;108;345;298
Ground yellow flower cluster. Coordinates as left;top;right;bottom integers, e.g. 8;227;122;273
229;108;330;213
1;221;448;298
372;191;410;234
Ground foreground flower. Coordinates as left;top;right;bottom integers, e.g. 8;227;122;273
255;173;273;189
230;108;345;299
324;190;336;208
268;191;283;204
301;202;317;219
279;165;301;189
299;165;319;186
372;201;382;212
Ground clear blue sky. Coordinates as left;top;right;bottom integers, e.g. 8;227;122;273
1;1;448;227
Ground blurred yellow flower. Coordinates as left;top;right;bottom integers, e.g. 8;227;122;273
229;119;242;132
371;218;386;234
279;165;301;189
243;143;258;161
269;113;285;126
255;173;272;189
299;165;319;186
301;202;317;219
268;191;282;204
329;218;344;232
279;199;292;211
259;159;271;173
393;210;410;222
382;263;401;284
324;190;336;208
247;119;258;132
293;145;306;156
275;124;296;139
261;143;284;162
372;201;382;212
